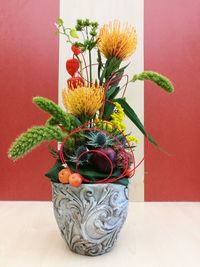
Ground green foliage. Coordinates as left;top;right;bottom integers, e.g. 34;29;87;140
86;132;114;147
45;160;129;186
45;117;59;126
69;28;79;38
67;146;89;165
106;85;120;100
74;18;99;52
104;57;122;81
99;57;122;84
67;162;123;182
75;18;98;32
64;137;76;153
45;160;63;183
131;71;174;93
108;63;129;87
100;60;128;89
8;96;83;162
48;145;58;158
8;126;65;161
56;17;64;27
33;96;78;132
97;49;103;80
115;98;158;147
112;178;129;186
102;101;115;120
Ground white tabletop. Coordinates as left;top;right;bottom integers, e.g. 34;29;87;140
0;201;200;267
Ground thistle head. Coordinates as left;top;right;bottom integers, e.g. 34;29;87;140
86;131;114;148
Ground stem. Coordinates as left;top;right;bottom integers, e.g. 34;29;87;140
75;55;83;78
80;30;86;41
59;31;72;43
81;53;89;86
89;119;92;128
89;49;92;85
86;26;89;39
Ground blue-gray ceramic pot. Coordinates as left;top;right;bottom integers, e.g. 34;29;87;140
52;182;128;256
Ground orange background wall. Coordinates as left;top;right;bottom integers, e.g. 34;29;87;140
0;0;200;200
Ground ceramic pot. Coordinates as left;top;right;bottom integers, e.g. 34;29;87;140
52;182;128;256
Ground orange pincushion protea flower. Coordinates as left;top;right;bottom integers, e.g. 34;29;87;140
62;85;104;118
97;21;137;60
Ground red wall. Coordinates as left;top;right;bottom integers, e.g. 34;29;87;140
144;0;200;200
0;1;59;200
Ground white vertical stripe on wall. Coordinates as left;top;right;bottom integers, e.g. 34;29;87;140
59;0;144;201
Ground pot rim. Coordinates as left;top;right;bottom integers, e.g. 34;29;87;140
51;181;128;188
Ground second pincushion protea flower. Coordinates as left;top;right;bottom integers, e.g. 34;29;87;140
97;20;137;61
62;85;104;120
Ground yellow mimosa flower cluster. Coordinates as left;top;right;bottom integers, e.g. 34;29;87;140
111;102;138;144
110;102;126;131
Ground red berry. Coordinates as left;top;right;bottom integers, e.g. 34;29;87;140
124;168;134;178
71;45;81;56
58;168;72;184
69;173;83;187
66;58;79;77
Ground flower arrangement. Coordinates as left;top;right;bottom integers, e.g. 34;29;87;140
8;18;174;188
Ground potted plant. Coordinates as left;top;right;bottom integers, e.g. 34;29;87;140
8;18;174;256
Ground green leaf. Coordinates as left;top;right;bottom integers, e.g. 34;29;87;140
115;98;145;134
115;98;158;147
131;71;174;93
97;49;103;81
46;160;129;186
113;178;129;186
48;144;58;158
104;57;122;80
45;160;63;182
106;85;120;99
117;63;129;73
108;70;123;87
56;17;64;27
102;101;115;120
70;28;79;38
109;63;129;87
100;58;122;85
68;162;129;186
103;62;129;91
67;162;121;179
